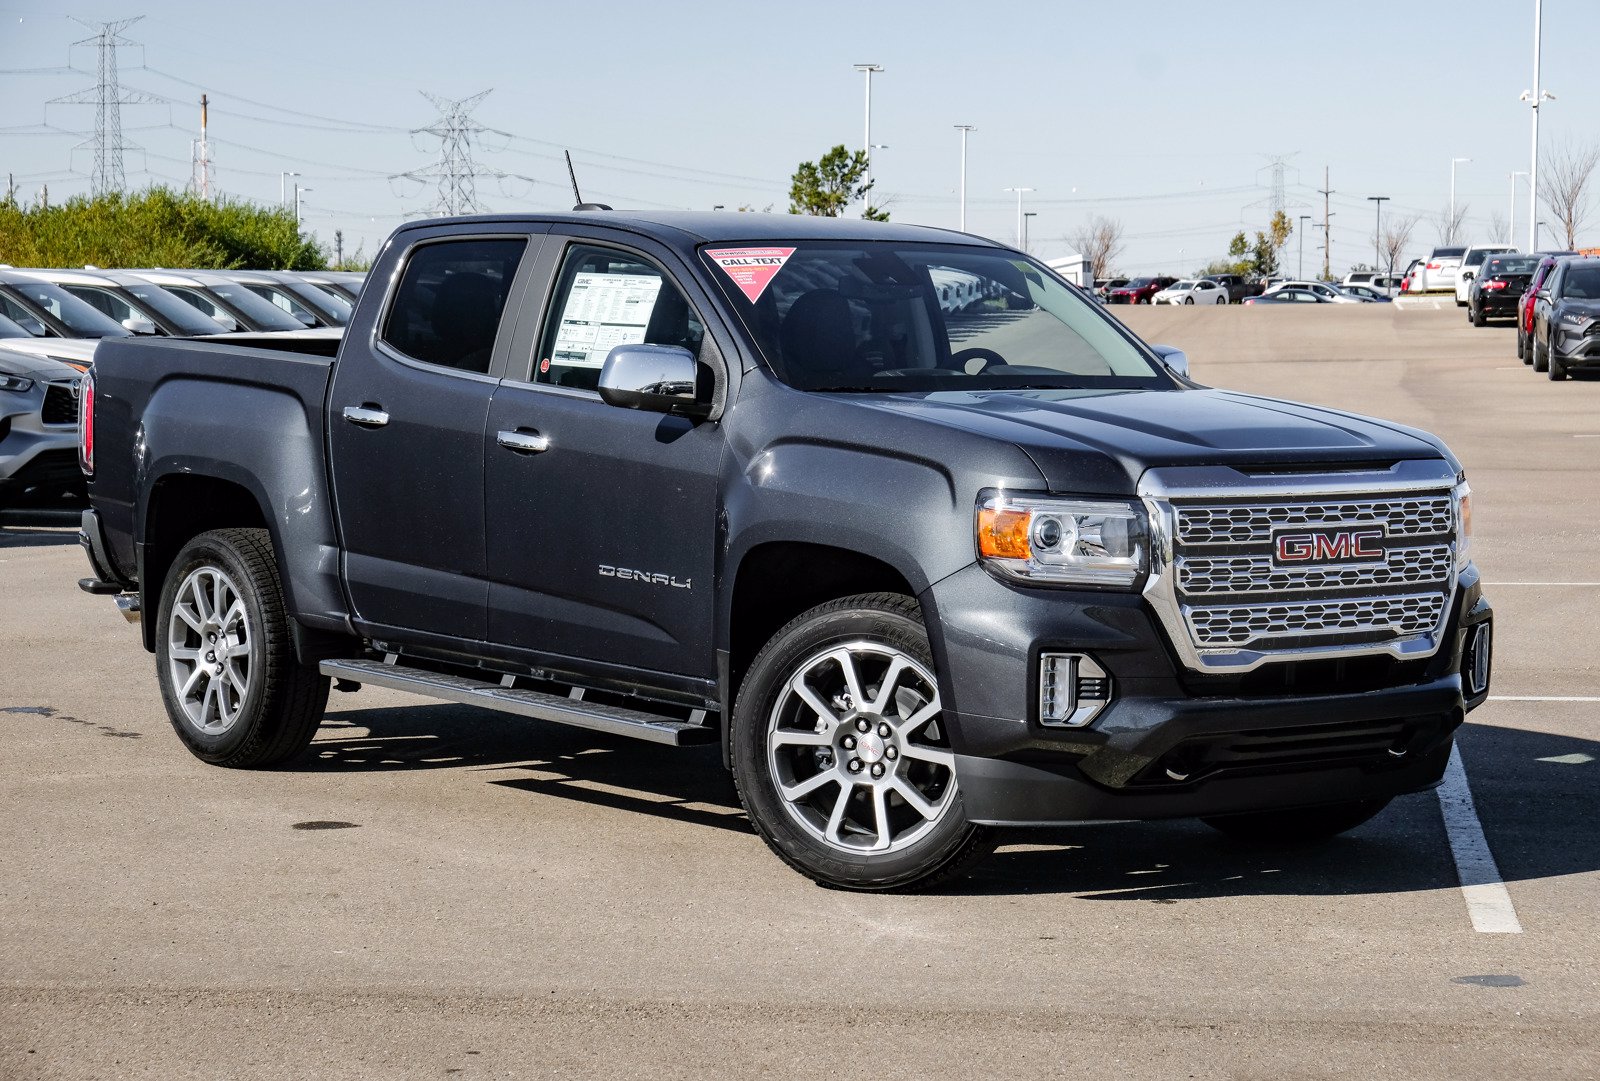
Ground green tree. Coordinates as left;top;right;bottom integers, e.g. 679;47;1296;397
789;145;888;220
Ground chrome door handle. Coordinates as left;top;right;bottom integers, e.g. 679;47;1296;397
497;429;550;454
342;405;390;428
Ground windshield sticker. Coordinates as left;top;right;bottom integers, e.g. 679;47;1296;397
706;247;796;303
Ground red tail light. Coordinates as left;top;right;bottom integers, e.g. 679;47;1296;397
78;375;94;476
1484;280;1508;291
1426;262;1440;270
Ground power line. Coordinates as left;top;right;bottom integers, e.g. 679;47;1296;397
46;17;162;195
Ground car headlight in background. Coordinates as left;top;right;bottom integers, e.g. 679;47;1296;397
1453;480;1472;570
976;494;1147;586
0;375;35;393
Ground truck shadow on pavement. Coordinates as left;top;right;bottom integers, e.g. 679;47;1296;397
969;721;1600;899
301;703;748;834
296;704;1596;897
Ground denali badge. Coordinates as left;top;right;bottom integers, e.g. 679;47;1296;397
598;564;692;589
1272;528;1385;565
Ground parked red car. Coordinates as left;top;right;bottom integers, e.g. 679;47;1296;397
1105;276;1177;304
1519;254;1576;363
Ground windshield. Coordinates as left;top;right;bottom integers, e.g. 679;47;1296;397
1560;265;1600;299
702;241;1171;393
286;281;353;324
121;282;231;334
0;281;130;337
1168;280;1195;290
1488;257;1538;275
1432;247;1466;260
192;280;306;331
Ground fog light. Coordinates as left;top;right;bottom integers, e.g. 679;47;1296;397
1039;653;1112;728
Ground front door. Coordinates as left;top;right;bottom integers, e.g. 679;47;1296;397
328;231;539;641
483;236;726;680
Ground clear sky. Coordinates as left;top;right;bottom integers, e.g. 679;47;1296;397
2;0;1595;275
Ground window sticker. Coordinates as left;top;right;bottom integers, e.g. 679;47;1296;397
550;272;664;368
706;247;796;303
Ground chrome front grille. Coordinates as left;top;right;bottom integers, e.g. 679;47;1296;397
1186;593;1448;648
1141;461;1461;674
1176;496;1453;546
1177;545;1452;596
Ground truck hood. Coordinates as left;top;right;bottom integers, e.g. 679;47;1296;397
849;387;1451;495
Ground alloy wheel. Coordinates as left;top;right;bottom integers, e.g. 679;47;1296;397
166;566;253;734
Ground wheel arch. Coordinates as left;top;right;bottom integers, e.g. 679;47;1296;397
720;540;919;768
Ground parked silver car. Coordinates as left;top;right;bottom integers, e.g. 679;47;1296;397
0;346;83;508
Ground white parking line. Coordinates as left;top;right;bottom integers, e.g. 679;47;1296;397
1438;745;1522;934
1484;581;1600;586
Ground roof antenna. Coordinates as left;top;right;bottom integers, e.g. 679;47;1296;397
567;150;611;212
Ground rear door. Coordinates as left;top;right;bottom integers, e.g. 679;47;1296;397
328;226;545;641
481;229;728;681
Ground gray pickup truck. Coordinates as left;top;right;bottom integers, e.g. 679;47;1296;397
77;212;1492;890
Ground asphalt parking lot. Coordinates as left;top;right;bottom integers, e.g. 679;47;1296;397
2;304;1597;1079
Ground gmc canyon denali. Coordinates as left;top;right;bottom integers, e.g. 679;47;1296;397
76;212;1493;890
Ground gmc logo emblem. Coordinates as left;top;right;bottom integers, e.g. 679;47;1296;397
1273;529;1386;564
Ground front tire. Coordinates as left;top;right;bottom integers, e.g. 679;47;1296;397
731;593;993;891
1533;334;1550;372
1549;345;1568;381
1202;798;1391;844
156;528;330;767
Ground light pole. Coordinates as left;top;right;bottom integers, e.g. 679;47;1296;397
280;171;300;208
1022;211;1037;253
1522;0;1553;253
853;63;883;213
1449;158;1471;244
1003;187;1034;249
1509;172;1529;246
1367;196;1389;273
1298;214;1311;278
954;124;975;232
293;184;311;227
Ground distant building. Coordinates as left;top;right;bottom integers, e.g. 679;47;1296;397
1043;252;1091;287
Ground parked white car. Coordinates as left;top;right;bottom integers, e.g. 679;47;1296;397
1152;278;1227;305
1262;280;1365;304
1413;246;1467;293
1453;245;1517;306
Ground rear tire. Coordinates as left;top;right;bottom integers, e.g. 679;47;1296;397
1202;798;1391;844
1472;304;1486;327
155;528;330;768
1518;330;1528;362
731;593;994;891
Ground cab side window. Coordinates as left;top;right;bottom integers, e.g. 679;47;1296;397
534;244;704;391
379;238;528;374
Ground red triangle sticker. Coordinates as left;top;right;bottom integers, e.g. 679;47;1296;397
706;247;796;303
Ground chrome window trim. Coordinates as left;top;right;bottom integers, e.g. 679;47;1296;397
1138;459;1460;674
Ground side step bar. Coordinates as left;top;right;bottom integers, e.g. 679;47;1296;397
318;658;716;747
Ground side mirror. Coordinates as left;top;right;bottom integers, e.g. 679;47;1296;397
212;314;239;333
1463;271;1475;280
1149;343;1189;378
598;343;709;418
121;315;157;335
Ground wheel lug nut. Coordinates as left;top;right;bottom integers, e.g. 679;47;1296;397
877;723;891;738
842;736;856;750
886;746;898;760
870;763;884;778
214;664;223;675
856;718;870;733
848;759;864;773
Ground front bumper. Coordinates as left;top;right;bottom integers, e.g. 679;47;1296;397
923;562;1491;826
1553;325;1600;366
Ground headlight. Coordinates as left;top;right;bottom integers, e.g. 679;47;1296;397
0;374;35;393
1454;481;1472;570
976;493;1147;587
1560;310;1593;328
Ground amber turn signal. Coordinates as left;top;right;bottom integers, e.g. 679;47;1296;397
977;507;1032;559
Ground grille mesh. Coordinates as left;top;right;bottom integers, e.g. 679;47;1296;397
1176;497;1453;546
1186;593;1447;648
1177;545;1452;596
41;382;77;427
